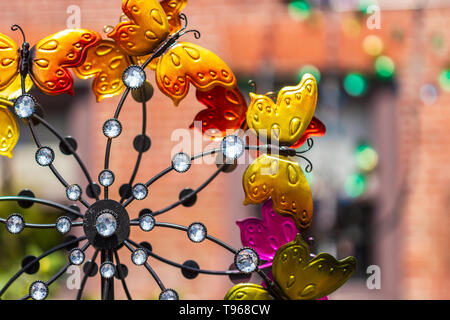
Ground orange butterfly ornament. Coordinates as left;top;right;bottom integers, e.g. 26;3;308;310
74;0;247;137
0;25;100;158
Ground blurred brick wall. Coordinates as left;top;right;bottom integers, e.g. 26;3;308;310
0;0;448;299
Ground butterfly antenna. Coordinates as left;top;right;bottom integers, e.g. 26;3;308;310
175;14;201;39
248;80;258;93
11;24;26;43
296;138;314;154
179;13;188;31
296;154;313;173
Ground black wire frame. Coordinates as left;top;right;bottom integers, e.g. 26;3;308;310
0;20;316;300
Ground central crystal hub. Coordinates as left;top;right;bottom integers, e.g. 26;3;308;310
96;211;117;237
83;199;130;250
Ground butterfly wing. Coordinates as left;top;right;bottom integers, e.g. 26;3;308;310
0;33;20;92
0;75;33;100
74;40;132;102
108;0;170;56
224;283;273;300
0;98;19;158
237;199;297;262
30;29;101;95
247;73;317;146
193;86;247;137
156;41;237;106
243;154;313;229
160;0;187;33
272;234;356;300
291;116;326;149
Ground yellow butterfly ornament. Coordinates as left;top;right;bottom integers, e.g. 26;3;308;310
242;73;319;230
225;235;356;300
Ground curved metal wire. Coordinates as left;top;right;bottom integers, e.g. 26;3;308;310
0;196;83;218
0;236;87;298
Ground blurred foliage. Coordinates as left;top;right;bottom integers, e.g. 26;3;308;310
0;196;67;299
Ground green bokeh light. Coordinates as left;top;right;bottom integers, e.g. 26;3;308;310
355;144;378;171
375;55;395;79
288;0;311;21
298;65;321;83
439;69;450;92
343;73;368;97
358;0;378;14
344;173;367;198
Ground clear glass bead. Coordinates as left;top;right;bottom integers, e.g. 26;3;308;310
235;248;259;273
140;214;155;232
99;170;114;187
35;147;54;166
132;183;148;200
123;65;146;89
69;249;85;265
14;94;35;118
103;119;122;138
100;262;116;279
172;152;191;173
6;214;24;234
187;223;207;243
96;212;117;237
56;216;71;234
159;289;179;300
29;281;48;300
220;135;245;159
131;249;147;266
66;184;82;201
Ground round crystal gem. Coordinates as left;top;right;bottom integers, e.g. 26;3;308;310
131;248;147;266
159;289;179;300
132;183;148;200
172;152;191;173
99;170;114;187
187;223;206;243
6;214;24;234
69;249;85;265
100;262;116;279
103;119;122;138
140;214;155;232
95;212;117;237
220;135;245;159
35;147;54;166
29;281;48;300
235;248;259;273
123;65;146;89
56;216;71;234
66;184;82;201
14;94;35;118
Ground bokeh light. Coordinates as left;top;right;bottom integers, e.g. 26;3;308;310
288;0;311;21
358;0;378;14
355;144;378;172
375;55;395;79
344;73;368;97
438;69;450;92
298;64;321;83
342;17;361;38
363;35;384;56
344;174;367;198
419;84;438;105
